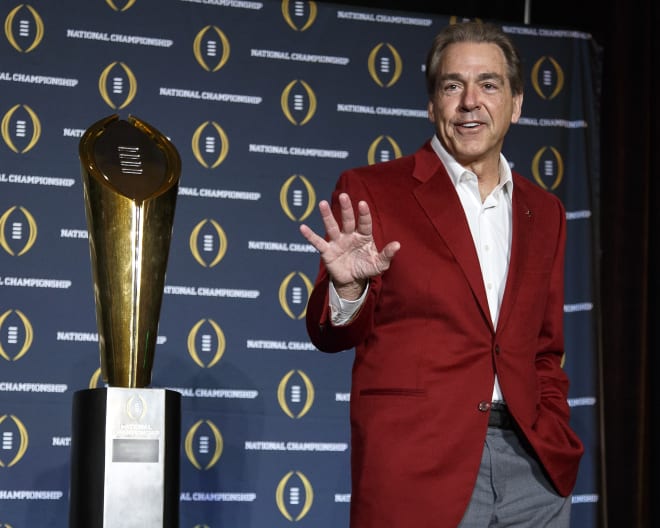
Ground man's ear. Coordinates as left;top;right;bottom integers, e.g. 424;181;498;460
511;93;523;124
427;100;436;123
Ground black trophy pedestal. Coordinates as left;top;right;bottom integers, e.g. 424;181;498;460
69;387;181;528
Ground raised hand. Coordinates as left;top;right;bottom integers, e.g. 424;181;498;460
299;193;400;300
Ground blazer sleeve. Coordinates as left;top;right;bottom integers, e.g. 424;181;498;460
530;197;584;494
305;170;383;353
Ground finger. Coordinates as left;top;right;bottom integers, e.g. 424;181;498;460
356;200;373;236
381;241;401;260
318;200;341;240
338;193;356;233
299;224;327;253
375;241;400;273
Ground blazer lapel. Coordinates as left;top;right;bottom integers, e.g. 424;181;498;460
411;146;493;330
496;176;533;333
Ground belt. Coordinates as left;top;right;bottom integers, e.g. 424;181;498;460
488;402;514;429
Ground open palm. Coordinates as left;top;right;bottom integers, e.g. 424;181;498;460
300;193;400;299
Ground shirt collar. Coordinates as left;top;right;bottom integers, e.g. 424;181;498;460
430;134;513;196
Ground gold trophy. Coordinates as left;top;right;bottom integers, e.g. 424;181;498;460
79;113;180;387
69;114;181;528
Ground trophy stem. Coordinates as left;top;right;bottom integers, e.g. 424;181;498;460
78;114;181;388
70;114;182;527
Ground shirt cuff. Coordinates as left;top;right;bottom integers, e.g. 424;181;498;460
328;281;369;326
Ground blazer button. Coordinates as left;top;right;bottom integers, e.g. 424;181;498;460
478;401;491;412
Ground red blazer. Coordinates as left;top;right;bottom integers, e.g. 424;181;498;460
306;142;584;527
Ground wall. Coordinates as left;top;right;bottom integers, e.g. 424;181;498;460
0;1;600;526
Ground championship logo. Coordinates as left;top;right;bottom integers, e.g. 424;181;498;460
367;135;402;165
189;219;228;268
187;318;226;368
276;470;314;521
281;80;317;126
0;309;33;362
4;4;44;53
191;121;229;169
1;104;41;154
193;26;230;72
277;370;314;419
0;414;29;467
531;146;564;191
0;205;38;256
531;56;565;100
184;419;223;470
125;394;147;421
278;271;313;320
281;0;317;31
105;0;137;11
98;62;138;109
368;43;403;88
280;175;316;222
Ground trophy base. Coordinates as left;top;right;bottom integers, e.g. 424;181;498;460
69;387;181;528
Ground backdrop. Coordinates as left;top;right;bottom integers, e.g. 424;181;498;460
0;1;601;526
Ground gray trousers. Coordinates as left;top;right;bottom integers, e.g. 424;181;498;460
458;427;572;527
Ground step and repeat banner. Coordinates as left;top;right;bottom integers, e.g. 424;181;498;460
0;1;601;526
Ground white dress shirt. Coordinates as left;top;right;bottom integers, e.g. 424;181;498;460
329;135;513;402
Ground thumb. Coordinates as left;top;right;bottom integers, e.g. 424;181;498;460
381;241;401;262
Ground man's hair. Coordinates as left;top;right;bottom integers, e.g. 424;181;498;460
425;21;524;98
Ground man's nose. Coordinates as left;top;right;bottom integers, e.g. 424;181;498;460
460;85;480;111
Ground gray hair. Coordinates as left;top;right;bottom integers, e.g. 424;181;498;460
425;21;524;97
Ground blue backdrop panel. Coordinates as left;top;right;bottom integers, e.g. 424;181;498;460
0;1;600;527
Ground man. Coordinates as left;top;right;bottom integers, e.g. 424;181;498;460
299;21;583;527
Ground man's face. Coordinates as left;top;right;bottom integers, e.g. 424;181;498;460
427;42;523;170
